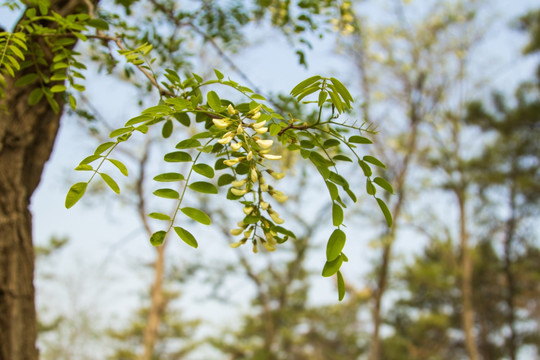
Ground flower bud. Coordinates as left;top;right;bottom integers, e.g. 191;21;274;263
227;104;238;115
269;170;285;180
224;158;239;167
252;242;258;253
246;151;253;161
250;168;258;183
268;210;285;224
263;242;276;252
260;183;269;192
230;228;244;236
271;190;288;202
260;201;269;210
243;206;254;215
218;131;235;144
250;112;261;120
237;124;244;134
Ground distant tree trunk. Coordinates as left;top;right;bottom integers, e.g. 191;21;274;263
457;190;479;360
503;185;518;360
0;1;91;358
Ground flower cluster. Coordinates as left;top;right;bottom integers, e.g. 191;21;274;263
213;104;289;252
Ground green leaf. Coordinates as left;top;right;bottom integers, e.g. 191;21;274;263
296;85;321;102
358;160;372;177
366;179;376;195
376;197;393;227
181;207;211;225
330;77;354;103
176;139;201;149
109;127;131;138
125;114;153;126
325;181;339;201
322;255;343;277
80;154;101;164
349;135;373;144
214;69;224;80
373;177;394;194
332;203;344;226
318;90;328;107
174;227;198;248
309;151;333;168
87;18;109;30
326;229;346;261
50;85;67;93
68;95;77;110
100;173;120;194
333;155;353;162
150;231;166;246
107;159;128;176
217;174;235;186
193;163;215;178
207;91;223;111
94;142;115;155
153;172;184;182
65;182;87;209
28;88;43;105
363;155;386;168
327;89;343;113
153;188;180;199
174;112;190;126
148;212;171;221
141;105;171;115
189;181;218;194
15;73;38;86
337;271;345;301
74;164;93;171
162;119;173;138
323;139;340;148
290;75;322;97
164;151;192;162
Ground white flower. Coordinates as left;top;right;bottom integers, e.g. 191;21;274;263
243;227;253;238
237;124;244;134
232;178;247;188
255;127;268;134
271;190;288;202
260;183;269;192
218;131;235;144
224;158;239;167
262;153;282;160
250;112;261;120
263;242;276;252
252;120;266;129
243;206;254;215
231;188;249;196
246;151;253;161
260;201;269;210
256;139;273;149
231;141;243;151
268;210;285;224
212;118;231;129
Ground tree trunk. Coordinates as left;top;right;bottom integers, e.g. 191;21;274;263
457;191;479;360
0;1;91;358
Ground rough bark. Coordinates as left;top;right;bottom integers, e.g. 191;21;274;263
0;1;91;358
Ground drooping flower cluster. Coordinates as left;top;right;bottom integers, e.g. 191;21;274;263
213;104;288;252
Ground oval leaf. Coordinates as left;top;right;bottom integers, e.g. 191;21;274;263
181;207;211;225
363;155;386;169
153;188;180;199
373;177;394;194
176;139;201;149
164;151;192;162
150;231;166;246
322;255;343;277
153;172;185;182
193;163;215;178
100;173;120;194
332;203;344;226
107;159;128;176
174;227;198;248
148;212;171;221
376;197;393;228
337;270;345;301
349;135;373;144
65;182;88;209
217;174;235;186
189;181;218;194
326;229;346;261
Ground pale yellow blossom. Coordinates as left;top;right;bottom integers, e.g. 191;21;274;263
255;127;268;134
227;104;238;115
230;141;243;151
232;178;247;188
230;228;244;236
262;153;282;160
256;139;273;149
212;118;231;129
231;188;249;196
